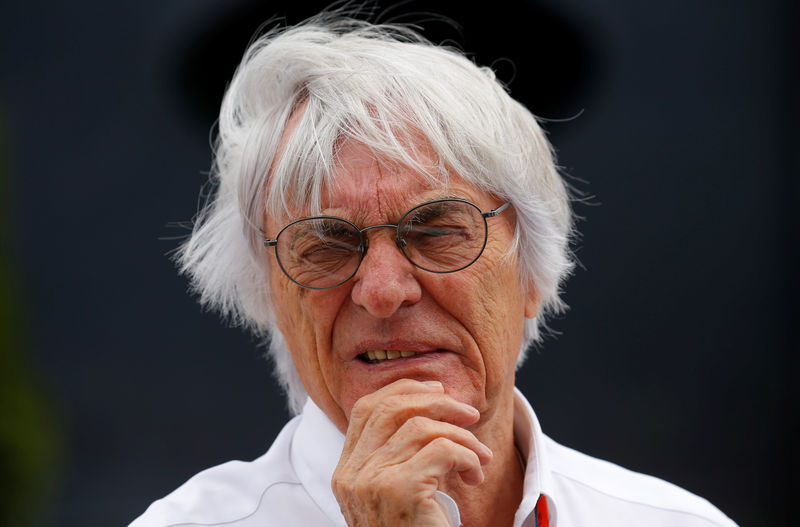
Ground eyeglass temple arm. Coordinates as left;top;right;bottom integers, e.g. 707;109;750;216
482;202;512;218
256;225;277;247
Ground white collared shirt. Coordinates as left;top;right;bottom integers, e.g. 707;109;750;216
129;389;737;526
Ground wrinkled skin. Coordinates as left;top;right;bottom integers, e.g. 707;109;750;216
332;379;492;527
266;138;540;526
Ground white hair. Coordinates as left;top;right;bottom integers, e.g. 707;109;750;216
177;15;575;415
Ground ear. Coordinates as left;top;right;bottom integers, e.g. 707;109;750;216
524;286;541;319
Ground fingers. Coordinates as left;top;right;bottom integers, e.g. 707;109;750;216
347;378;447;427
344;380;481;459
333;436;485;527
341;380;492;486
333;379;493;526
382;416;493;467
409;436;486;486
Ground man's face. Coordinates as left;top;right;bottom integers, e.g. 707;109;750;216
266;140;539;432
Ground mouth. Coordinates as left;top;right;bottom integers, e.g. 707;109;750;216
356;347;453;365
358;349;428;363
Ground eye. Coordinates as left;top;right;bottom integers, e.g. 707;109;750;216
396;200;487;272
402;203;475;244
274;216;366;288
407;223;466;238
284;219;361;264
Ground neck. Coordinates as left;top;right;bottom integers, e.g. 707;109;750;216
441;388;523;527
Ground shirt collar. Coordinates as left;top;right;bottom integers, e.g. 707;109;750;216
512;386;557;527
290;389;557;527
290;399;348;527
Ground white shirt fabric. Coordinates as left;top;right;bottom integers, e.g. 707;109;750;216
130;389;737;527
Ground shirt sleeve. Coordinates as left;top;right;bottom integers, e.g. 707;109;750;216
435;491;461;527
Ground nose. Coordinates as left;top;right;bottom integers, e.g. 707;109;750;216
350;229;422;318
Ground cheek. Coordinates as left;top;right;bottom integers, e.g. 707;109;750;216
270;266;304;328
270;267;349;381
270;269;318;372
458;255;526;371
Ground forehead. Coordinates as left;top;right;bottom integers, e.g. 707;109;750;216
274;139;492;225
327;140;446;203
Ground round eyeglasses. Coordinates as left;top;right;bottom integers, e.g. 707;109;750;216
263;198;512;290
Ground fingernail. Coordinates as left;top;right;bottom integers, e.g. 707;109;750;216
459;401;479;416
422;380;443;388
480;443;494;460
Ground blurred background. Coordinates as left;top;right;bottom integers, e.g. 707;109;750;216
0;0;796;525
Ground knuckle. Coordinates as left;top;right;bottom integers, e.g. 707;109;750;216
429;436;454;450
410;414;431;425
330;477;342;496
404;415;430;434
331;471;350;494
372;398;397;417
349;397;373;421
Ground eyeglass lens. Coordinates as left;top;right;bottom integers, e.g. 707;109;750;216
275;200;488;289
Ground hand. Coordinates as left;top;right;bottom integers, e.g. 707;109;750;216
331;379;493;527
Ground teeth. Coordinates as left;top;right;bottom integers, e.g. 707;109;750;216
364;350;418;362
371;350;387;360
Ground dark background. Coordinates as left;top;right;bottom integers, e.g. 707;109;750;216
0;1;796;525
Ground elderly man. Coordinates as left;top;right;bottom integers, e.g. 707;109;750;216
131;14;736;527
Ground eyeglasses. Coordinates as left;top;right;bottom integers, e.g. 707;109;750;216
264;198;512;290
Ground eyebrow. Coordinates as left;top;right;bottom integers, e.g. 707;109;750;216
317;192;469;222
